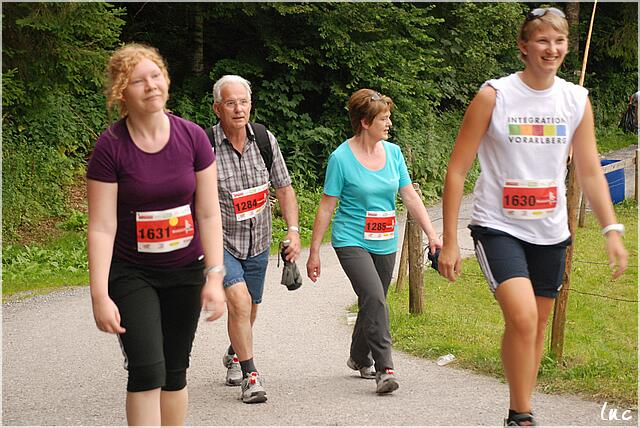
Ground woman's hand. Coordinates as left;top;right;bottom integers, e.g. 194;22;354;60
201;274;226;321
427;234;443;255
605;232;628;280
91;295;126;334
306;251;321;283
438;242;461;283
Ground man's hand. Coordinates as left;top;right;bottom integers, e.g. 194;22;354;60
283;231;301;262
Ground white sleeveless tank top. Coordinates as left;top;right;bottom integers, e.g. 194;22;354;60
470;73;588;245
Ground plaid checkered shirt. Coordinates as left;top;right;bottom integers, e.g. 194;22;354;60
211;123;292;259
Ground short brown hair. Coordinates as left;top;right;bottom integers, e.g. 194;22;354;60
518;9;569;63
105;43;171;118
348;89;394;135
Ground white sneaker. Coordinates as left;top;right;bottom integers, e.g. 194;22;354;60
375;368;399;394
222;353;242;386
346;357;376;379
240;372;267;403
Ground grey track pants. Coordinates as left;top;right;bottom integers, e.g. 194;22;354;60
334;246;396;372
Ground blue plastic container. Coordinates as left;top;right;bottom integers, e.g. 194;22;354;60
600;159;625;204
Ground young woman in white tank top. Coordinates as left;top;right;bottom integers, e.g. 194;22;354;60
438;7;628;426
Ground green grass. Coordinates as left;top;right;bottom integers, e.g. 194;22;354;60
597;126;638;154
388;200;638;408
2;231;89;300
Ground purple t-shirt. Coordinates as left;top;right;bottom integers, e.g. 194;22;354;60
87;113;215;267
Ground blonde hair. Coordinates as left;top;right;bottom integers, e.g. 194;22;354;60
348;89;394;135
518;9;569;63
105;43;171;118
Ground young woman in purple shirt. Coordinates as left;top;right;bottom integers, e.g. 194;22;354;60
86;43;226;425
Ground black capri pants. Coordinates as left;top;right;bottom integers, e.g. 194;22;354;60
108;258;205;392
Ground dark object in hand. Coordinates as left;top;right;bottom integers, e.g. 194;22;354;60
427;248;440;272
280;242;302;291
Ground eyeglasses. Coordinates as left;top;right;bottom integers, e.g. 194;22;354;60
221;99;251;109
526;7;566;22
370;91;383;101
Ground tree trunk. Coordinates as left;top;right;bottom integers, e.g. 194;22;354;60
192;4;204;75
565;2;580;76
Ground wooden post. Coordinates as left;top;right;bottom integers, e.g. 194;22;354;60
408;183;424;314
395;225;409;292
577;193;587;227
551;0;598;362
551;163;580;360
635;149;638;202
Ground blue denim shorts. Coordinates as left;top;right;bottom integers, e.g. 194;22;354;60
223;248;270;304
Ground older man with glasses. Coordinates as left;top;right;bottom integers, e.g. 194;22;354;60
207;75;300;404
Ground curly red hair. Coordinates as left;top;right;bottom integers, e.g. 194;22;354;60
105;43;171;118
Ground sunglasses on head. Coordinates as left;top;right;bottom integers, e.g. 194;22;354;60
370;91;383;101
526;7;566;22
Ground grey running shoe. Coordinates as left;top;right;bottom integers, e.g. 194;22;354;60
375;368;399;394
240;372;267;403
346;357;376;379
222;353;242;386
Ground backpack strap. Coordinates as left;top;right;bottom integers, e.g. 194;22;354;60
204;123;273;172
249;122;273;173
205;126;216;154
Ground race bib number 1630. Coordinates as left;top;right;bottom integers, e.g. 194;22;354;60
502;179;557;220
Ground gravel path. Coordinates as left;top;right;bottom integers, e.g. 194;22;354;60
3;146;636;426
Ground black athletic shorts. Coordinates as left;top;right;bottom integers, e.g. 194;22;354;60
469;225;571;298
108;258;205;392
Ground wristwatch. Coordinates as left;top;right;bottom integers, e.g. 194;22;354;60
287;226;300;233
204;265;226;276
601;223;625;236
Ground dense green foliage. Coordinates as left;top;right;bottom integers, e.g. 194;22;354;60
2;3;125;241
582;2;638;125
2;2;637;242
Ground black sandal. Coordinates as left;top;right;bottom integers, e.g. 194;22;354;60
504;410;536;426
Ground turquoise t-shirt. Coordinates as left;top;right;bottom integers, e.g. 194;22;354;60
324;140;411;254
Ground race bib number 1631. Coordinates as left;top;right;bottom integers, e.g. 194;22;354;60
136;204;194;253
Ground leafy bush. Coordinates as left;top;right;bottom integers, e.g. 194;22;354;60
2;129;75;241
57;210;88;232
2;3;125;241
427;2;526;110
596;125;639;154
2;232;89;296
271;186;326;249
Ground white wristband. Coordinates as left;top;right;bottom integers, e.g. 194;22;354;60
602;223;625;236
287;226;300;233
204;265;226;276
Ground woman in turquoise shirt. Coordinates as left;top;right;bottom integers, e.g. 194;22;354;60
306;89;441;394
